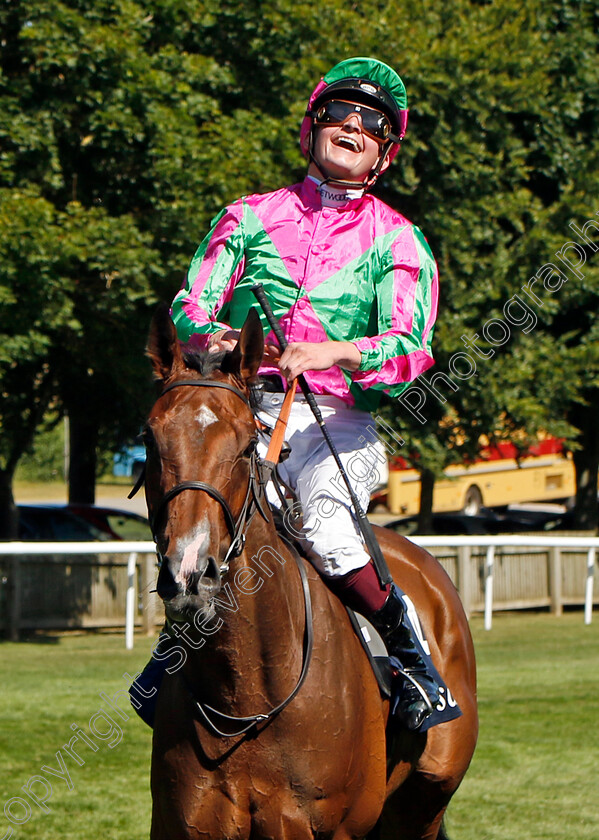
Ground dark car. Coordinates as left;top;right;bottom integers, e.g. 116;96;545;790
496;508;587;532
384;511;498;537
17;505;113;541
16;505;151;542
65;505;151;541
485;504;577;533
383;505;579;537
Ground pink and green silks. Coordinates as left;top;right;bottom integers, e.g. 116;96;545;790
171;177;438;412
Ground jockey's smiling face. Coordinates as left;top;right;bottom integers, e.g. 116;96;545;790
309;106;391;185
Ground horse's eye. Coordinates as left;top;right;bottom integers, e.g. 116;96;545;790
242;438;257;459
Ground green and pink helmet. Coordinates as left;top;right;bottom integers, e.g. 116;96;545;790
300;56;409;186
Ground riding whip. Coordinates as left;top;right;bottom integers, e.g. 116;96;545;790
251;283;392;587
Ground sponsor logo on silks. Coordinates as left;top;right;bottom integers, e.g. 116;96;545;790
319;187;355;202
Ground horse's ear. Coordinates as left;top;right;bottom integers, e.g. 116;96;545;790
146;303;185;383
227;308;264;383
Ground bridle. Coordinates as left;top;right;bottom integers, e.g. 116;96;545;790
134;375;314;737
136;378;270;576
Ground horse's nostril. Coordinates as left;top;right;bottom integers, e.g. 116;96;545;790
185;557;219;594
204;555;220;580
157;560;179;601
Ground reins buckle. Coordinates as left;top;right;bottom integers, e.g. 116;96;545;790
233;533;246;556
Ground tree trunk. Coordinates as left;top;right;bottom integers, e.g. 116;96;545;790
68;413;98;504
571;402;599;532
418;468;435;534
0;468;18;540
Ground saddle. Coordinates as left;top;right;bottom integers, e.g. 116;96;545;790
349;601;462;730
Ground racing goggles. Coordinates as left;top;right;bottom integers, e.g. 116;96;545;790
313;99;393;143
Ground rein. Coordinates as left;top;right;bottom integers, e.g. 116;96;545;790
192;541;314;738
142;376;314;736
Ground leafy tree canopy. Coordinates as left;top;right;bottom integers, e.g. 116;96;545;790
0;0;597;530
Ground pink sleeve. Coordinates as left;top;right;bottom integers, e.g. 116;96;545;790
351;224;439;396
171;202;247;346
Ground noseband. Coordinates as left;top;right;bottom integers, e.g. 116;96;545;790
144;378;269;575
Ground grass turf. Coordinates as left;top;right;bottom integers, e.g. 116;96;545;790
447;611;599;840
0;612;597;839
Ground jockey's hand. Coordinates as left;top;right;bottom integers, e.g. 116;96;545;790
263;343;281;365
209;331;281;366
278;341;361;381
207;330;240;353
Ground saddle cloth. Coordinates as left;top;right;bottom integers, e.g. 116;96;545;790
347;588;462;733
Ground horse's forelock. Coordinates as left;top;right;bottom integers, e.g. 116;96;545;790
181;347;227;377
180;346;264;413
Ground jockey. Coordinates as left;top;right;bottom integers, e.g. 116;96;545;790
131;57;441;731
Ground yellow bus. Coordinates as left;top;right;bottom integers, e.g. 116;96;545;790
386;439;575;516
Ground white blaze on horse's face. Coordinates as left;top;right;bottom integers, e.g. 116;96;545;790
195;405;218;431
175;517;210;588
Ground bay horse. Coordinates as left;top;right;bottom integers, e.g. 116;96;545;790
143;305;477;840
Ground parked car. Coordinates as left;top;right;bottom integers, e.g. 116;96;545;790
489;508;565;532
16;505;151;542
497;507;589;532
65;505;151;541
383;505;581;537
17;505;113;542
384;511;499;537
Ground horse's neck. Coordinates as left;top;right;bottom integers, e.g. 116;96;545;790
184;517;305;710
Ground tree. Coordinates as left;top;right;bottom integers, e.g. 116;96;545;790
375;0;599;530
0;1;160;522
1;0;597;534
0;0;348;518
0;191;63;536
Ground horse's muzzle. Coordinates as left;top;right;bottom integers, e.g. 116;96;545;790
156;553;221;603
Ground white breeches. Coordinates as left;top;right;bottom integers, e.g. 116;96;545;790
256;394;388;578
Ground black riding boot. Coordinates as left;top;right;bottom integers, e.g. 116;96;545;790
369;587;440;731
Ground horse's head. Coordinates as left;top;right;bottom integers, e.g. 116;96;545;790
144;305;265;624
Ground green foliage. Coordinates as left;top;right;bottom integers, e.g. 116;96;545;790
15;413;66;482
375;0;599;523
0;0;597;518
